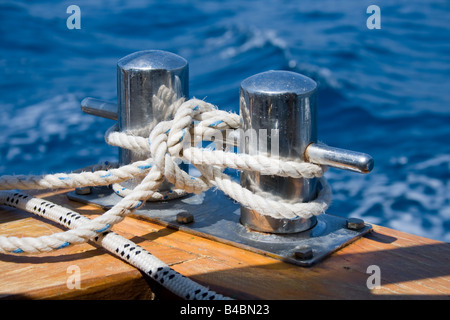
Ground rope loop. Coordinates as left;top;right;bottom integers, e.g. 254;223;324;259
0;94;331;253
0;90;332;300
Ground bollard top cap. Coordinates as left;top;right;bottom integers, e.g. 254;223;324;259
118;50;188;72
241;70;317;96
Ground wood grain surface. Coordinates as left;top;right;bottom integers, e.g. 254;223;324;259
0;189;449;300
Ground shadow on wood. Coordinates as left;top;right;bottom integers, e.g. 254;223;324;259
0;190;449;300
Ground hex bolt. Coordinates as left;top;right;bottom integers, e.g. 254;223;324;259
346;218;365;231
176;211;194;224
294;246;313;260
75;187;92;195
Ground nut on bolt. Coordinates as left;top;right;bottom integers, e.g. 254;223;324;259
176;211;194;224
346;218;365;230
75;186;92;195
294;246;313;260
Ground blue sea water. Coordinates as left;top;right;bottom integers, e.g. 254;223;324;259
0;0;449;241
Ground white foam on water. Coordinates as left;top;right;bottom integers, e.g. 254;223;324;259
0;93;115;174
220;27;287;59
1;94;95;143
326;154;450;242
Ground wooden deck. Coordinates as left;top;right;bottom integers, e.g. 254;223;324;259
0;189;449;300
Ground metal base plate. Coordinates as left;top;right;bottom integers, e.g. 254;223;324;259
67;186;371;267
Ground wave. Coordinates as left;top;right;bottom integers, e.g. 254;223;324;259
0;94;116;175
326;153;450;242
194;23;344;97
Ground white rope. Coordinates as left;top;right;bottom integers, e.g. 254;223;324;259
111;182;186;201
183;148;325;179
0;190;229;300
0;159;152;190
0;94;332;299
0;97;331;249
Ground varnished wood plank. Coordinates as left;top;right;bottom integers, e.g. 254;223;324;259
0;191;200;299
128;214;450;299
0;189;449;300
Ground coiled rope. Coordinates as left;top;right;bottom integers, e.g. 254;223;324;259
0;96;331;300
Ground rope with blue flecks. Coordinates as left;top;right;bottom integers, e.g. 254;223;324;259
0;97;331;299
0;190;229;300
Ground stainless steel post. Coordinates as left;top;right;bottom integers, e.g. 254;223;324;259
239;70;373;234
239;70;318;234
117;50;188;167
81;50;189;191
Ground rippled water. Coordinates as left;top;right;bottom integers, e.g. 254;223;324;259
0;0;449;241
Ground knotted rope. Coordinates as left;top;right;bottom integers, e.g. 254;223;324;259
0;95;332;299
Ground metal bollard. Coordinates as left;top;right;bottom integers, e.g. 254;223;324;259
81;50;189;191
239;70;373;234
71;67;374;267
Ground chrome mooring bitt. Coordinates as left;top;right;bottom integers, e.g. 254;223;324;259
68;50;374;267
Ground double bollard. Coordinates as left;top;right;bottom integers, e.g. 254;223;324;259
82;50;373;235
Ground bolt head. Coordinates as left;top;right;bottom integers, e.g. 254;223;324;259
75;186;92;195
176;211;194;224
346;218;365;230
294;246;313;260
